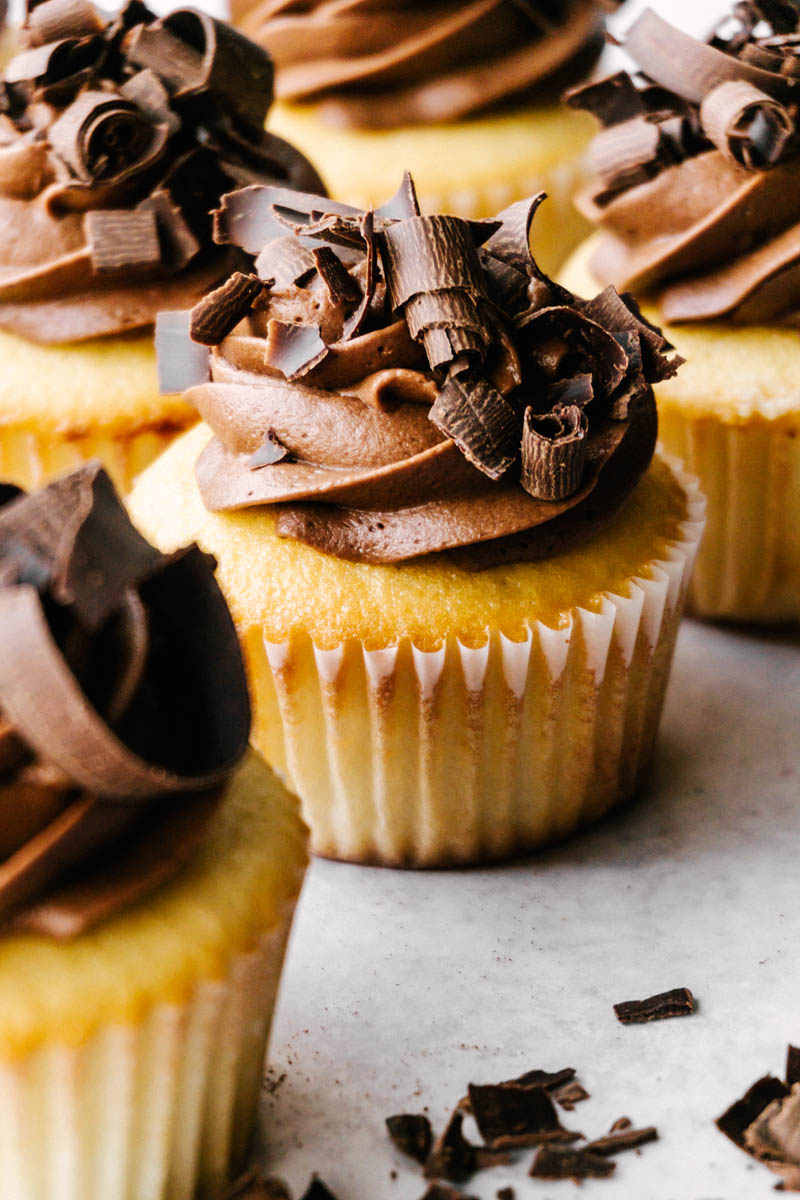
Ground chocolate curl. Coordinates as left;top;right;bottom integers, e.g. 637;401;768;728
341;208;376;340
313;247;361;307
138;189;200;271
264;320;328;380
375;170;421;220
429;368;519;480
521;404;588;500
214;187;360;255
624;9;800;105
27;0;103;44
48;90;163;183
380;214;494;371
700;80;795;168
4;36;104;91
124;9;274;135
255;235;318;287
190;271;263;345
120;68;180;135
84;208;161;275
564;71;645;125
587;116;668;192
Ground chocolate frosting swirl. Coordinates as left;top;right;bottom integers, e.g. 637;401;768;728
162;175;681;567
0;462;250;939
568;4;800;323
0;0;324;343
233;0;618;130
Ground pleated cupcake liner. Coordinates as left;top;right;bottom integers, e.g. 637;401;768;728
0;422;195;495
659;407;800;622
0;904;296;1200
244;463;705;868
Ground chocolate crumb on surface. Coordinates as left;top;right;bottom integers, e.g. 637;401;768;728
423;1110;509;1182
386;1113;433;1165
586;1123;658;1156
530;1144;616;1181
716;1075;790;1149
496;1189;515;1200
614;987;696;1024
467;1081;580;1148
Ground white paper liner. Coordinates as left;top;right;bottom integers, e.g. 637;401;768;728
248;463;705;867
659;408;800;621
0;424;192;496
0;905;296;1200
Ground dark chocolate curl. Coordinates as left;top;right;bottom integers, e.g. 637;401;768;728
588;117;666;191
48;90;158;182
255;236;317;287
700;79;795;168
521;404;588;500
381;214;489;313
430;371;519;480
28;0;103;45
190;271;263;345
84;208;161;275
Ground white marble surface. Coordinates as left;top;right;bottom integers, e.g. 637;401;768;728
262;619;800;1199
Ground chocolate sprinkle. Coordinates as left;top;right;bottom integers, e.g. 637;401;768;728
614;987;696;1024
386;1114;433;1165
530;1145;616;1181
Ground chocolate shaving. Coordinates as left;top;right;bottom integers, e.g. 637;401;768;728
700;79;795;167
552;1081;590;1111
423;1111;509;1182
430;370;519;480
521;403;588;501
28;0;103;44
613;987;696;1024
84;208;161;275
376;170;421;220
717;1075;790;1149
155;308;210;393
586;1124;658;1156
530;1145;615;1181
190;272;263;345
48;89;160;183
266;320;329;380
249;431;289;469
255;236;318;288
341;209;376;340
467;1082;580;1149
386;1113;433;1165
313;247;362;307
565;71;646;125
420;1188;478;1200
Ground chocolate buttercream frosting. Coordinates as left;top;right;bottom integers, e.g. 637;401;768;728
568;4;800;323
232;0;621;130
163;175;681;566
0;462;250;938
0;0;324;343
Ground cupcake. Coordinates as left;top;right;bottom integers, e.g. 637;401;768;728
562;5;800;622
0;464;307;1198
0;0;323;493
229;1;622;271
130;177;703;867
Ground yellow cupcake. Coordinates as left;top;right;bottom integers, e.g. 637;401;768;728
0;466;307;1198
233;0;619;271
561;6;800;623
0;3;322;493
562;238;800;623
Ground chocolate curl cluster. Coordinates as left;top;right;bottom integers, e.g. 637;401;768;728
0;464;250;939
568;5;800;198
182;179;680;511
1;0;323;279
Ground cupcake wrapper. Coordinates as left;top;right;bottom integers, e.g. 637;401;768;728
0;904;296;1200
0;424;192;496
246;466;704;867
659;408;800;622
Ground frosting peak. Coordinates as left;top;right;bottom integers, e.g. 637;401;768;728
233;0;618;129
161;175;681;566
0;463;250;938
0;0;324;343
569;4;800;323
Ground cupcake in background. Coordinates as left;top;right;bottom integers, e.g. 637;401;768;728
562;4;800;622
232;0;622;271
0;0;323;493
130;176;703;868
0;464;307;1199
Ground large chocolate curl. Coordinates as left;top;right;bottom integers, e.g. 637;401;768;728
0;0;325;343
568;5;800;322
0;463;250;938
231;0;619;129
167;177;680;565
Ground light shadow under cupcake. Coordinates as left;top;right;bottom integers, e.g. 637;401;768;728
130;173;704;868
0;0;322;493
561;4;800;623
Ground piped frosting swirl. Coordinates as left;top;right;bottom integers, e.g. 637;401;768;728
0;0;324;343
233;0;618;130
0;463;250;939
569;3;800;323
161;175;682;566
